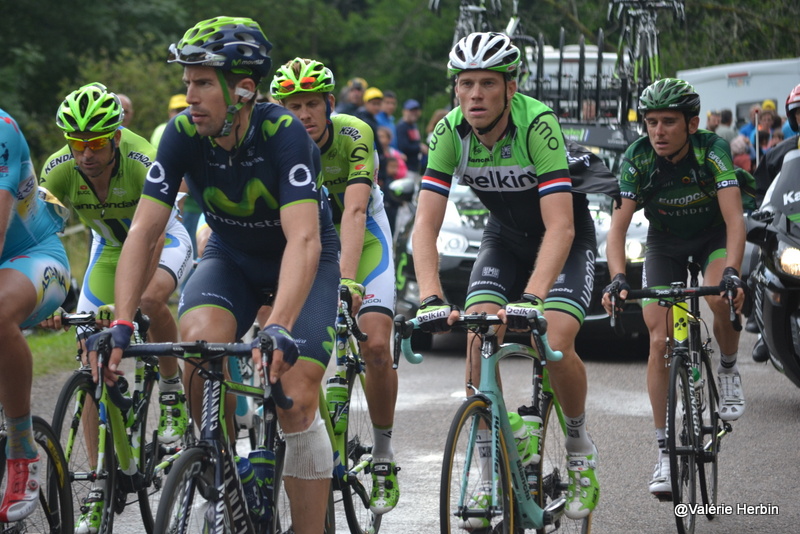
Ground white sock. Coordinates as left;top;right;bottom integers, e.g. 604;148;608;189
718;352;738;375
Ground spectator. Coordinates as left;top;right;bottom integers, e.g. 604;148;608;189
715;109;738;144
376;90;398;148
377;127;407;234
356;87;387;180
706;110;720;132
118;93;134;127
754;84;800;203
749;108;778;148
151;93;189;146
335;77;367;115
396;99;425;173
730;135;752;172
377;126;407;179
739;103;760;138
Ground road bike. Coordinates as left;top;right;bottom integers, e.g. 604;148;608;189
607;0;685;126
51;311;181;534
395;312;592;533
610;261;737;534
275;284;406;534
0;407;73;533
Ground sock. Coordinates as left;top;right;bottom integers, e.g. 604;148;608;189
476;429;492;485
655;427;666;454
565;413;595;455
160;371;182;392
5;414;37;460
371;425;394;462
718;351;738;374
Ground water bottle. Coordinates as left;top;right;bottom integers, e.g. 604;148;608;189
248;449;275;523
516;406;543;465
326;375;349;434
236;456;265;522
508;412;536;467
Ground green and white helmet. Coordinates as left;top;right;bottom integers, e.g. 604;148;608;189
270;58;335;99
56;82;123;133
448;32;521;78
638;78;701;117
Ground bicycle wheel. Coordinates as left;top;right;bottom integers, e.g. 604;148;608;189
272;432;336;534
536;395;592;534
0;416;74;534
697;351;720;517
154;445;236;533
615;46;633;126
440;396;513;533
51;369;117;534
667;355;697;534
134;362;166;533
341;362;381;534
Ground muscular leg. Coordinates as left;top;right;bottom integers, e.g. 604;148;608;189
703;259;741;355
644;301;671;429
0;269;37;418
141;267;180;375
359;312;397;428
543;311;587;419
278;360;331;534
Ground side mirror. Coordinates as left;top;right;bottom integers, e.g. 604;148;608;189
388;177;417;204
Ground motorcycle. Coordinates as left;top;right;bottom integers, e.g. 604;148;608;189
746;147;800;388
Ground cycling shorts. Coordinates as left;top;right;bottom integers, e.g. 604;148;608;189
1;232;70;329
77;218;193;313
179;224;341;369
465;209;596;325
641;224;727;307
355;207;396;319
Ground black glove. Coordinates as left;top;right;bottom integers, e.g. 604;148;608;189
505;294;545;331
720;267;743;291
604;273;631;307
416;295;459;333
86;320;134;355
252;324;299;366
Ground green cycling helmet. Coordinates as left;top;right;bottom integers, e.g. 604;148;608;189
638;78;701;117
56;82;123;133
168;16;272;79
270;58;335;99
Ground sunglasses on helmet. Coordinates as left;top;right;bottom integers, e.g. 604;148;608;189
276;77;319;93
64;132;116;152
167;43;225;65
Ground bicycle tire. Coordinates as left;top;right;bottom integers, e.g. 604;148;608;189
341;362;381;534
615;46;633;126
51;369;117;534
536;395;592;534
134;361;163;533
0;416;74;534
440;397;513;533
667;355;698;534
272;429;336;534
697;351;719;517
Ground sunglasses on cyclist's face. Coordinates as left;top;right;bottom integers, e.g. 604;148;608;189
167;43;226;65
65;132;116;152
276;77;318;94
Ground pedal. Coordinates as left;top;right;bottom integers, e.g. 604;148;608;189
542;496;566;524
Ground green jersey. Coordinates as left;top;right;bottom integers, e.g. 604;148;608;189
320;113;384;226
619;130;738;239
40;128;155;247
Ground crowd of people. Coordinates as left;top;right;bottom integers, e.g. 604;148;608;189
4;12;798;532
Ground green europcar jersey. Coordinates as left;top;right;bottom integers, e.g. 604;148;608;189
619;130;739;239
320;113;385;225
39;128;155;246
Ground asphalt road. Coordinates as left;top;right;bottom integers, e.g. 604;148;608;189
31;324;799;533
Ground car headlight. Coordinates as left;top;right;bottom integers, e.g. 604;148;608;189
437;229;469;255
776;241;800;277
625;239;646;262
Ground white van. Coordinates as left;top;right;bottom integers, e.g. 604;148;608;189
677;58;800;129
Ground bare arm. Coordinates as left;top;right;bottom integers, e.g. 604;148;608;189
523;192;575;298
339;183;370;279
717;187;745;271
411;189;448;301
605;197;637;280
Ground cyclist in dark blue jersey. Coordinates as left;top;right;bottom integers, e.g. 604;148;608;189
86;17;340;533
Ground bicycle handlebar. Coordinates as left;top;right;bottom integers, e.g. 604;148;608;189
393;312;564;364
120;340;294;410
339;285;368;343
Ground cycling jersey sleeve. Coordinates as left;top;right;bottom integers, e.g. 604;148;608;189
705;135;738;191
525;111;571;196
420;116;458;197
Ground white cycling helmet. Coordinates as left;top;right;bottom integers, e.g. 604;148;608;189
448;32;521;78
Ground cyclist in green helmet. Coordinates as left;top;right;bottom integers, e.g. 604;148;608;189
41;81;194;533
85;18;341;534
602;78;746;498
271;57;400;515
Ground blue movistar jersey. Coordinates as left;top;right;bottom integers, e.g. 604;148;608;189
143;103;328;258
0;109;69;260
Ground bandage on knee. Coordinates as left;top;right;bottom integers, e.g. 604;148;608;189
282;412;333;479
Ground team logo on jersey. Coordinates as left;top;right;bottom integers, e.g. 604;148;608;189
339;126;362;142
204;178;280;216
501;145;511;159
482;266;500;278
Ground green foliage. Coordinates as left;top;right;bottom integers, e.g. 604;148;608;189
26;328;80;377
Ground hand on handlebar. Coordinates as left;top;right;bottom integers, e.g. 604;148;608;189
720;267;745;314
602;273;631;316
340;278;365;315
86;321;132;386
500;293;545;331
416;295;461;333
251;323;299;385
